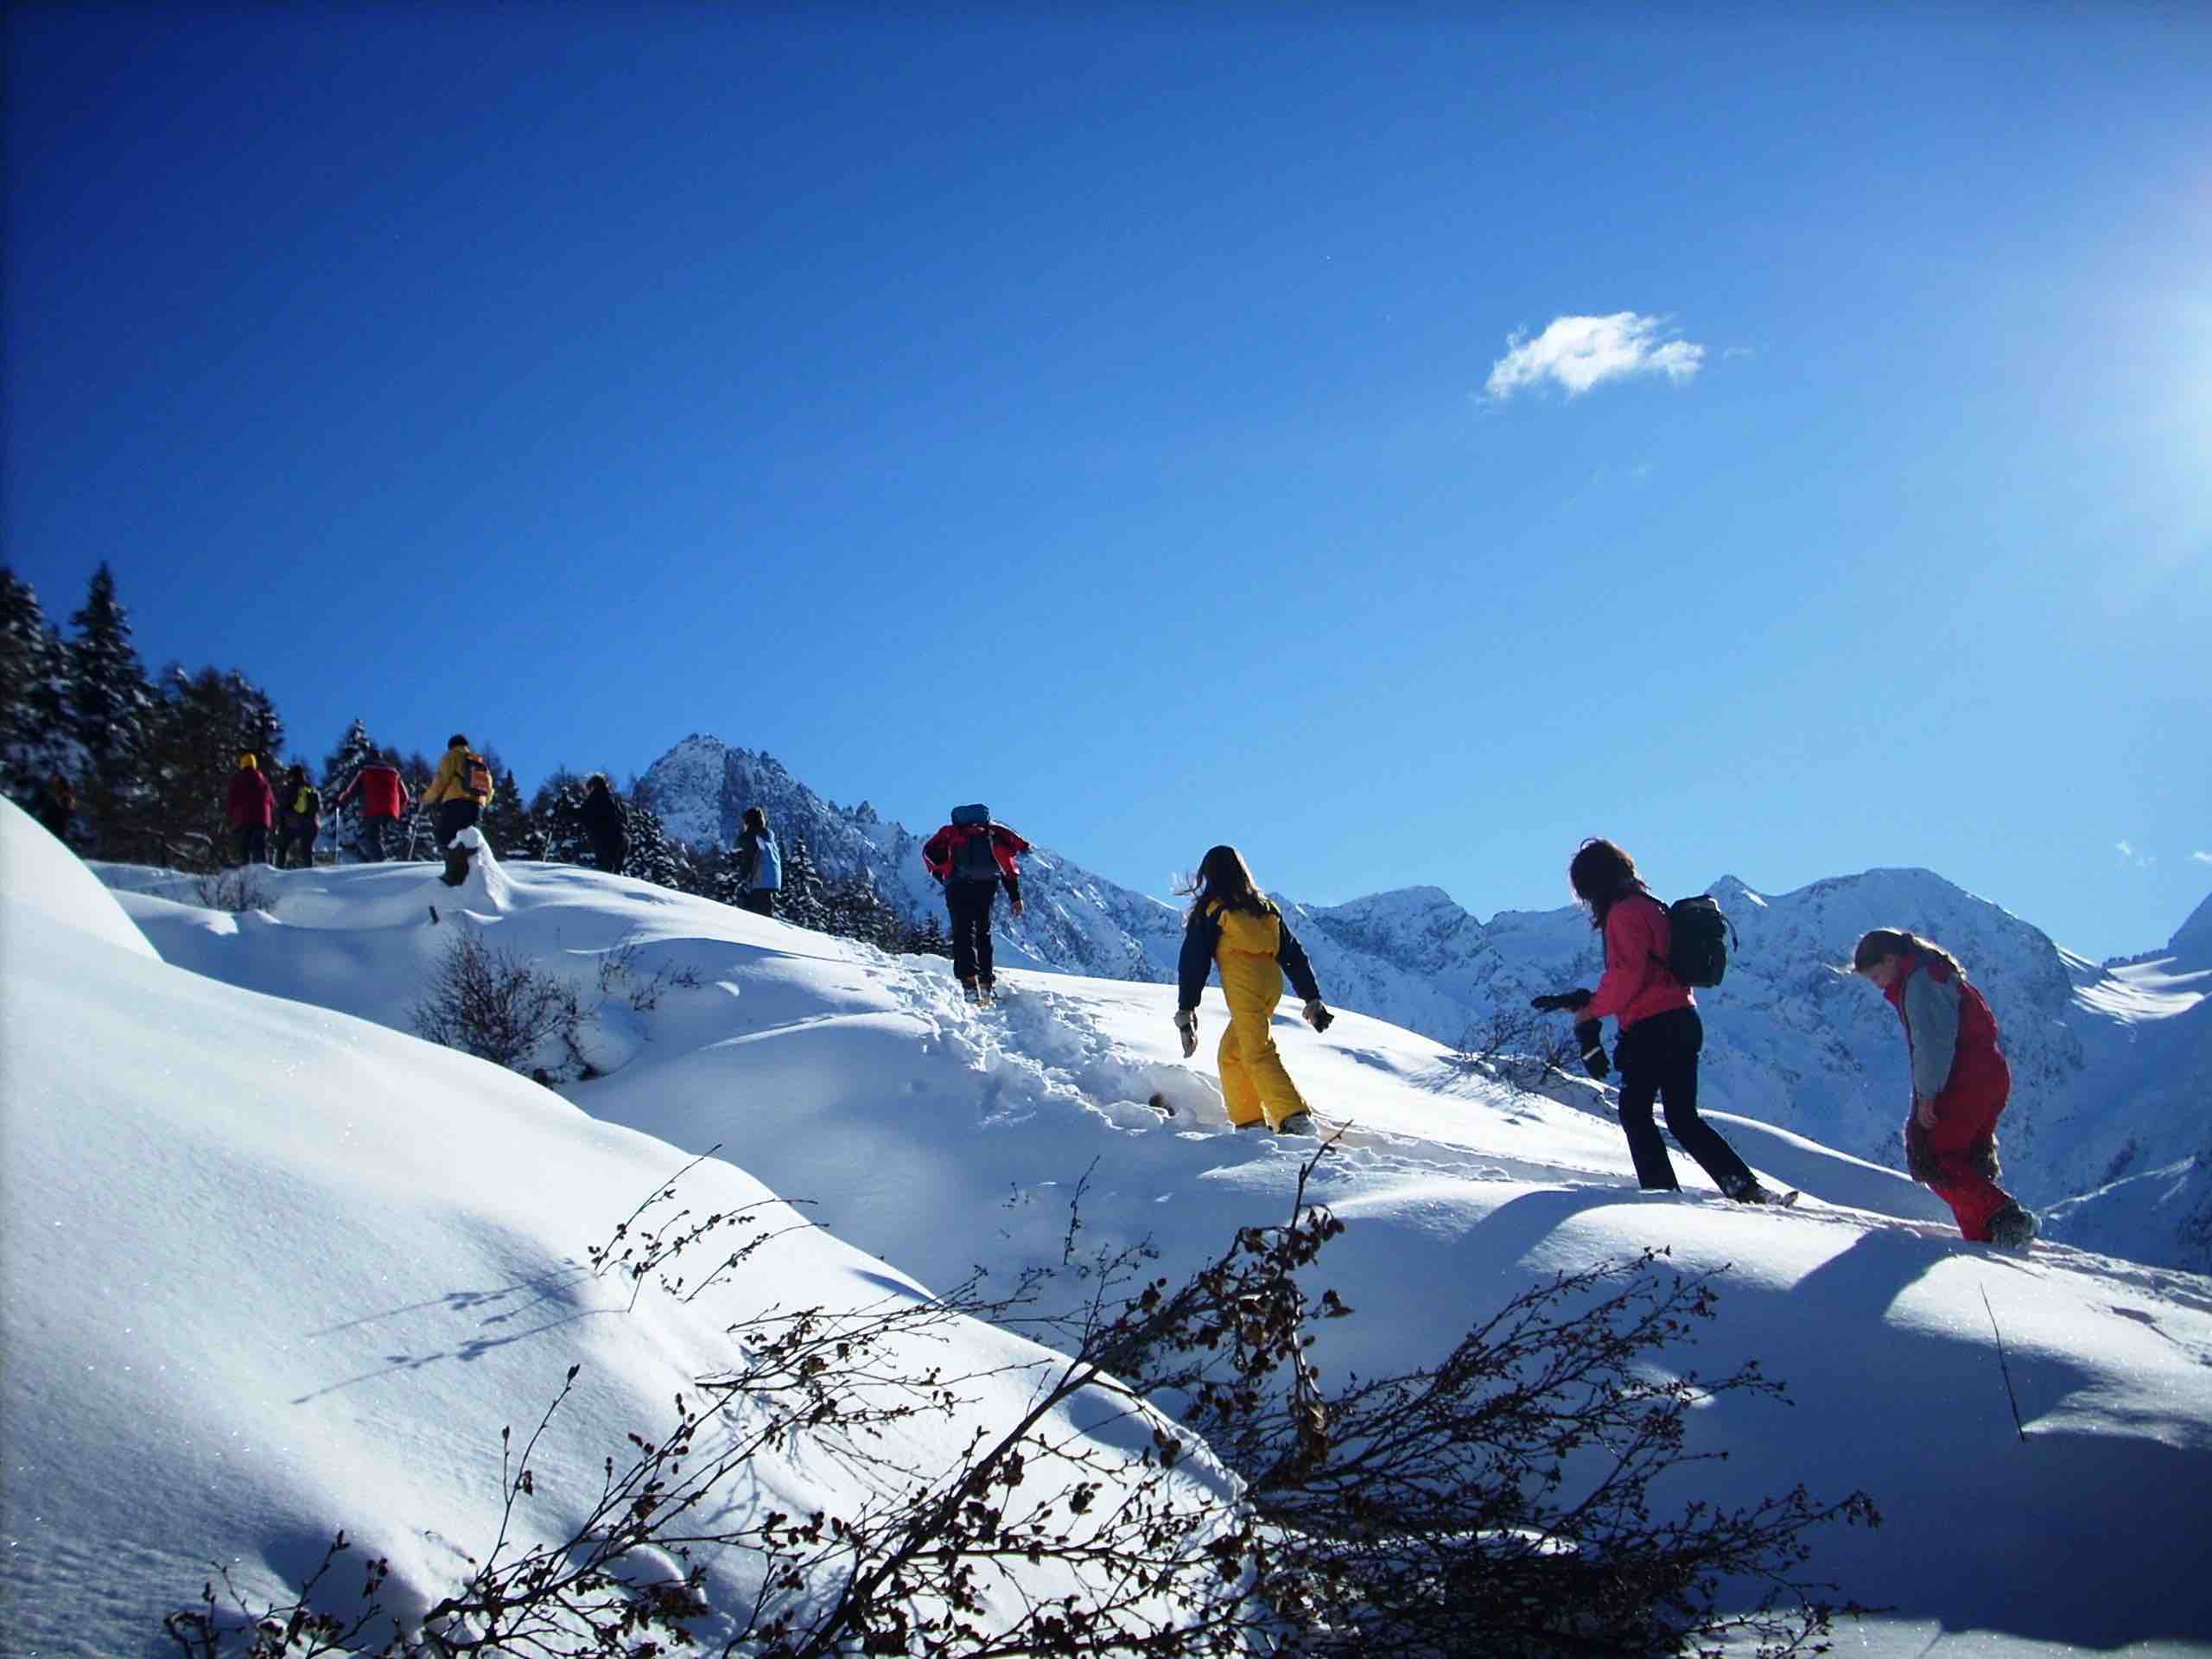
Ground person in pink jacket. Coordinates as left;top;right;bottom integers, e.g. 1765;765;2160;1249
1560;838;1775;1201
1853;929;2037;1249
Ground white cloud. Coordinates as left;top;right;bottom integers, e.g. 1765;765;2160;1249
2116;840;2157;870
2193;850;2212;866
1485;313;1707;399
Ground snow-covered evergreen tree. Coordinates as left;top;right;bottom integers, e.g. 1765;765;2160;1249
138;666;285;869
531;772;593;865
0;568;78;800
64;564;156;855
624;799;688;888
777;835;830;930
474;748;534;857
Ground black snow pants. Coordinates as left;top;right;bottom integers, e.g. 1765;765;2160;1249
1612;1007;1755;1195
946;880;998;987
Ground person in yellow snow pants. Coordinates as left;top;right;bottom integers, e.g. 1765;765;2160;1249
1173;845;1335;1134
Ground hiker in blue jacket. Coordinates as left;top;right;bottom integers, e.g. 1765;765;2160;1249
734;806;782;918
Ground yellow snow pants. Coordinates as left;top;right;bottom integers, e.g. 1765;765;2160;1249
1215;919;1310;1132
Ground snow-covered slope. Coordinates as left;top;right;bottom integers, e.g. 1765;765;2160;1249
637;735;2209;1258
1;803;1235;1657
54;823;2212;1655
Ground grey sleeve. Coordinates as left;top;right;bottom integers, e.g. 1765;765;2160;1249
1902;969;1961;1100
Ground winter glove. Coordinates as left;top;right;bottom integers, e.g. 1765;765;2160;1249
1903;1116;1938;1184
1173;1008;1198;1059
1302;999;1334;1033
1531;988;1594;1014
1574;1019;1609;1080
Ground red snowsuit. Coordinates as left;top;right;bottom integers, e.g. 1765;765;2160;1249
1884;950;2018;1241
225;767;274;830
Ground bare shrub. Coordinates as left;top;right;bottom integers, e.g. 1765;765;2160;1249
1455;1003;1585;1090
192;867;276;915
409;929;582;1074
163;1145;1878;1657
593;936;702;1014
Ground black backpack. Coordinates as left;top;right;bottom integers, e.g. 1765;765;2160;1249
950;825;1001;884
1657;894;1736;988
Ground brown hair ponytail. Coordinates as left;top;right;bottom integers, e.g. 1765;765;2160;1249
1852;928;1967;979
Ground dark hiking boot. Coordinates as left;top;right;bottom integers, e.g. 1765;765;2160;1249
441;845;472;887
1989;1205;2038;1252
1727;1178;1778;1205
960;979;982;1006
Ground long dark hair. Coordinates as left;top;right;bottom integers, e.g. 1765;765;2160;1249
741;806;767;834
1180;844;1276;921
1567;837;1649;929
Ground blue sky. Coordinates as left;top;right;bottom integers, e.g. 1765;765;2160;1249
7;5;2207;960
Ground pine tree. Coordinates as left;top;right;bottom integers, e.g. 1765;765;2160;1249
624;800;687;888
137;665;288;870
0;569;78;801
777;835;830;930
903;913;954;960
533;773;593;865
475;747;536;857
65;564;156;856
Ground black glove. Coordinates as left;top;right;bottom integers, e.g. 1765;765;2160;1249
1531;988;1594;1014
1302;999;1334;1033
1574;1019;1609;1079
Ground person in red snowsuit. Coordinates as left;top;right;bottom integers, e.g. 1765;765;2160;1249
224;753;274;868
1853;928;2037;1249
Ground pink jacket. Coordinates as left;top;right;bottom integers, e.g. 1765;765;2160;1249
1582;890;1694;1030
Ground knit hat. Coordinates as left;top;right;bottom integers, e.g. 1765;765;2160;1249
238;753;257;769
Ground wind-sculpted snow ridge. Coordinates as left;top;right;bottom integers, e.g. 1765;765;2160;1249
67;823;2212;1655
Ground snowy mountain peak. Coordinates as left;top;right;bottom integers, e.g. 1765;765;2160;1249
1710;874;1768;907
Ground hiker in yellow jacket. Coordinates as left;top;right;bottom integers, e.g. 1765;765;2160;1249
420;734;495;879
1173;845;1334;1135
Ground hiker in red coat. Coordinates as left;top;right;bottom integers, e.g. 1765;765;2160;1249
1853;929;2037;1250
224;752;274;868
331;760;410;862
922;804;1028;1004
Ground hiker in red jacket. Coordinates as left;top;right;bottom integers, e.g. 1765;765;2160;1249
922;804;1028;1004
1853;929;2037;1249
224;753;274;868
1553;837;1776;1202
332;760;410;862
